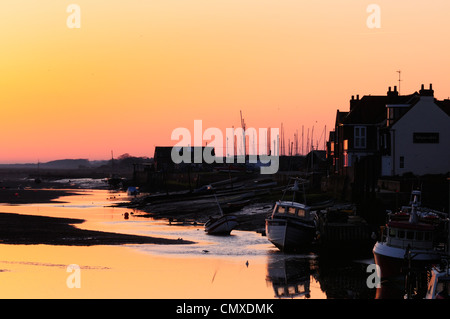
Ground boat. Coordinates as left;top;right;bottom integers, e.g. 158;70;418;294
127;186;140;196
373;191;445;279
425;260;450;299
205;215;239;235
388;190;445;225
204;186;239;235
265;178;317;252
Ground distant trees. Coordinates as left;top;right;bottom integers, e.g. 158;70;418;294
110;153;151;170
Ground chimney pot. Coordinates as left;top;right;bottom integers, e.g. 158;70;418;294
421;84;425;90
357;94;359;100
430;83;433;90
394;86;397;92
388;86;391;92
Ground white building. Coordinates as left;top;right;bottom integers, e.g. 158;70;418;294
381;84;450;176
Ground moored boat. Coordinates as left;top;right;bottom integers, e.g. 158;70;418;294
205;215;238;235
373;191;446;279
265;178;316;252
204;185;239;235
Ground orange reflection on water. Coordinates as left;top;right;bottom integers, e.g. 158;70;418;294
0;189;326;299
0;244;326;299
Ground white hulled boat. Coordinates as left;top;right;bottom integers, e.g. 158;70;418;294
204;185;239;235
205;215;238;235
265;178;316;252
373;191;445;279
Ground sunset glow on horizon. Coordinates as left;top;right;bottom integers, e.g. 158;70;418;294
1;0;450;163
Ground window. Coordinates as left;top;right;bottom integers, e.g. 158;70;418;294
407;231;414;240
399;156;405;169
416;232;423;240
287;207;296;215
389;228;396;237
343;140;349;167
297;209;305;218
354;126;366;149
398;230;405;239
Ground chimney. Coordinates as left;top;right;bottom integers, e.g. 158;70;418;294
350;94;359;111
419;83;434;97
387;85;398;99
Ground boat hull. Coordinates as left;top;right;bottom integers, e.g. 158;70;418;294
205;216;238;235
265;218;315;252
373;241;441;279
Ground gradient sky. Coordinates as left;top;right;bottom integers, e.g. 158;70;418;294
1;0;450;163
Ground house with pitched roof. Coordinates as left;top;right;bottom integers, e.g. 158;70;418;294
328;84;450;178
380;84;450;176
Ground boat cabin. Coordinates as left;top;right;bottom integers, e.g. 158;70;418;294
272;201;313;220
384;221;435;250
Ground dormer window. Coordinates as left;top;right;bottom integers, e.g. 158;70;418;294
354;126;366;149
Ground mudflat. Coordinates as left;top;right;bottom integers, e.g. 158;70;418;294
0;212;194;246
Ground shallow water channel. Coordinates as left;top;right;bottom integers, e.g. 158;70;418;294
0;188;380;298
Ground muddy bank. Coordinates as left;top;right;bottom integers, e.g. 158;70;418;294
128;192;274;233
0;189;81;204
0;212;194;246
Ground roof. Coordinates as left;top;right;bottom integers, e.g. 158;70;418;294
435;99;450;117
335;110;348;126
387;220;435;231
154;146;215;159
342;93;420;125
343;96;387;124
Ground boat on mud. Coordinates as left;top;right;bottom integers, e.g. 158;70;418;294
204;185;239;235
205;215;239;235
265;178;317;252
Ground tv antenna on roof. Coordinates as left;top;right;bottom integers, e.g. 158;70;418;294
396;70;402;94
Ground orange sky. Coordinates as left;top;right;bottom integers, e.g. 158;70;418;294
1;0;450;163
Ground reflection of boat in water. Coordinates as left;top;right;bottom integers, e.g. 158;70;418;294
265;178;316;252
205;186;239;235
266;256;312;299
373;190;446;279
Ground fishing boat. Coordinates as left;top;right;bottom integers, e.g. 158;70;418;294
388;190;445;225
204;186;239;235
373;191;445;279
265;178;316;252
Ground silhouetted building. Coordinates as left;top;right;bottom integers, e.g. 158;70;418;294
328;84;450;178
154;146;215;172
380;84;450;176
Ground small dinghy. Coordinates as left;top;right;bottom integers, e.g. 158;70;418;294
204;186;239;235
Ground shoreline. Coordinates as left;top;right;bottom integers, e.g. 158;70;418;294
0;182;195;246
0;212;194;246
